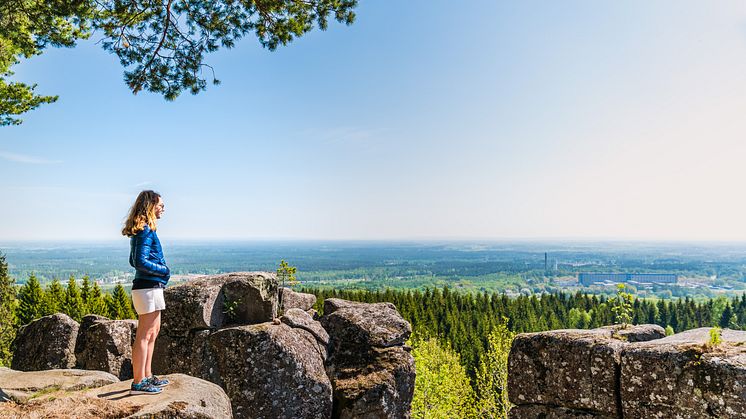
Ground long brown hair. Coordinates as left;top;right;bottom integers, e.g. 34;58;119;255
122;190;161;237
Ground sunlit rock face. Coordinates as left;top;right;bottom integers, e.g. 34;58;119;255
508;324;746;419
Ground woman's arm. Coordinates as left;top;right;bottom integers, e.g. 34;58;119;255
133;230;170;277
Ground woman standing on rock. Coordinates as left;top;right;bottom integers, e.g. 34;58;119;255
122;190;171;395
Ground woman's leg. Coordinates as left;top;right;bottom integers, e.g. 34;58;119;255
144;310;161;378
132;311;159;384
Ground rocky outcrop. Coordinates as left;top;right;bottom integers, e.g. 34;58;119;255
9;272;415;419
209;321;333;418
281;287;317;311
161;272;278;337
0;367;119;403
0;369;233;418
322;299;415;419
12;313;80;371
621;328;746;418
508;325;746;419
87;373;233;418
75;315;137;380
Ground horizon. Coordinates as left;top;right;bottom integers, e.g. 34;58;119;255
4;1;746;241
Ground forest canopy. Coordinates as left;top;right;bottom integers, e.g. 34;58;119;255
0;0;358;125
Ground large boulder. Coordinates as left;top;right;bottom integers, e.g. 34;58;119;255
0;367;119;403
322;299;411;348
87;373;233;418
12;313;80;371
75;316;137;380
621;327;746;418
0;371;232;418
508;327;646;416
208;322;332;419
281;287;317;311
162;272;278;336
321;298;415;419
509;404;615;419
152;329;219;383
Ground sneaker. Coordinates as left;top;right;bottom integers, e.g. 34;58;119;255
145;375;170;387
130;380;163;395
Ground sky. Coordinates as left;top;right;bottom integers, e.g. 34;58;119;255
2;0;746;241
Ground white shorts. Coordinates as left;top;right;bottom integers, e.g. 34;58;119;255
131;288;166;315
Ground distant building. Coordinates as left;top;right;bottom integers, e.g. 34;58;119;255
578;272;677;286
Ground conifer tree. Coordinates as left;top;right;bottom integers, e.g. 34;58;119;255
87;280;108;316
80;275;92;312
62;275;84;321
16;273;44;325
44;279;65;316
110;284;135;319
0;252;17;366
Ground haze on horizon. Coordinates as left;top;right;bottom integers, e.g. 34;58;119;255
2;1;746;242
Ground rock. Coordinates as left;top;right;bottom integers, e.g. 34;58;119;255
86;373;233;418
0;372;232;418
322;298;415;419
280;308;329;347
507;328;625;416
0;367;119;403
329;346;415;419
12;313;80;371
620;327;746;418
162;272;278;336
321;299;411;348
597;324;666;342
324;298;397;315
74;314;109;355
208;322;332;419
152;330;219;383
280;287;317;311
509;404;615;418
75;318;138;380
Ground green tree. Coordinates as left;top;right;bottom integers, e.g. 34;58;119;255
0;252;17;366
16;273;44;325
611;284;634;328
62;275;84;321
86;280;107;316
2;0;358;124
80;275;91;312
108;284;135;319
475;321;515;419
43;278;65;315
411;337;476;419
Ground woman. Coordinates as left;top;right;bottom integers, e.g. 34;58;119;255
122;190;171;395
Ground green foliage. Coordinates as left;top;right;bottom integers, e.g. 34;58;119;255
44;278;65;316
411;337;476;419
86;280;108;316
277;260;298;288
475;321;515;418
611;284;634;328
108;284;136;319
0;252;17;367
62;275;84;321
1;0;358;123
665;325;674;336
709;326;722;347
0;0;92;125
16;273;44;325
223;297;242;324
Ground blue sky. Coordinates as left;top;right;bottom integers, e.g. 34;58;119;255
2;1;746;241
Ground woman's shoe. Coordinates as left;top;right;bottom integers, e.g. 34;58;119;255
130;380;163;395
145;375;170;387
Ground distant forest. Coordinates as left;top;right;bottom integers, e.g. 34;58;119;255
306;286;746;380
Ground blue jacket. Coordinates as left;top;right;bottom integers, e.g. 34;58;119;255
129;224;170;285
